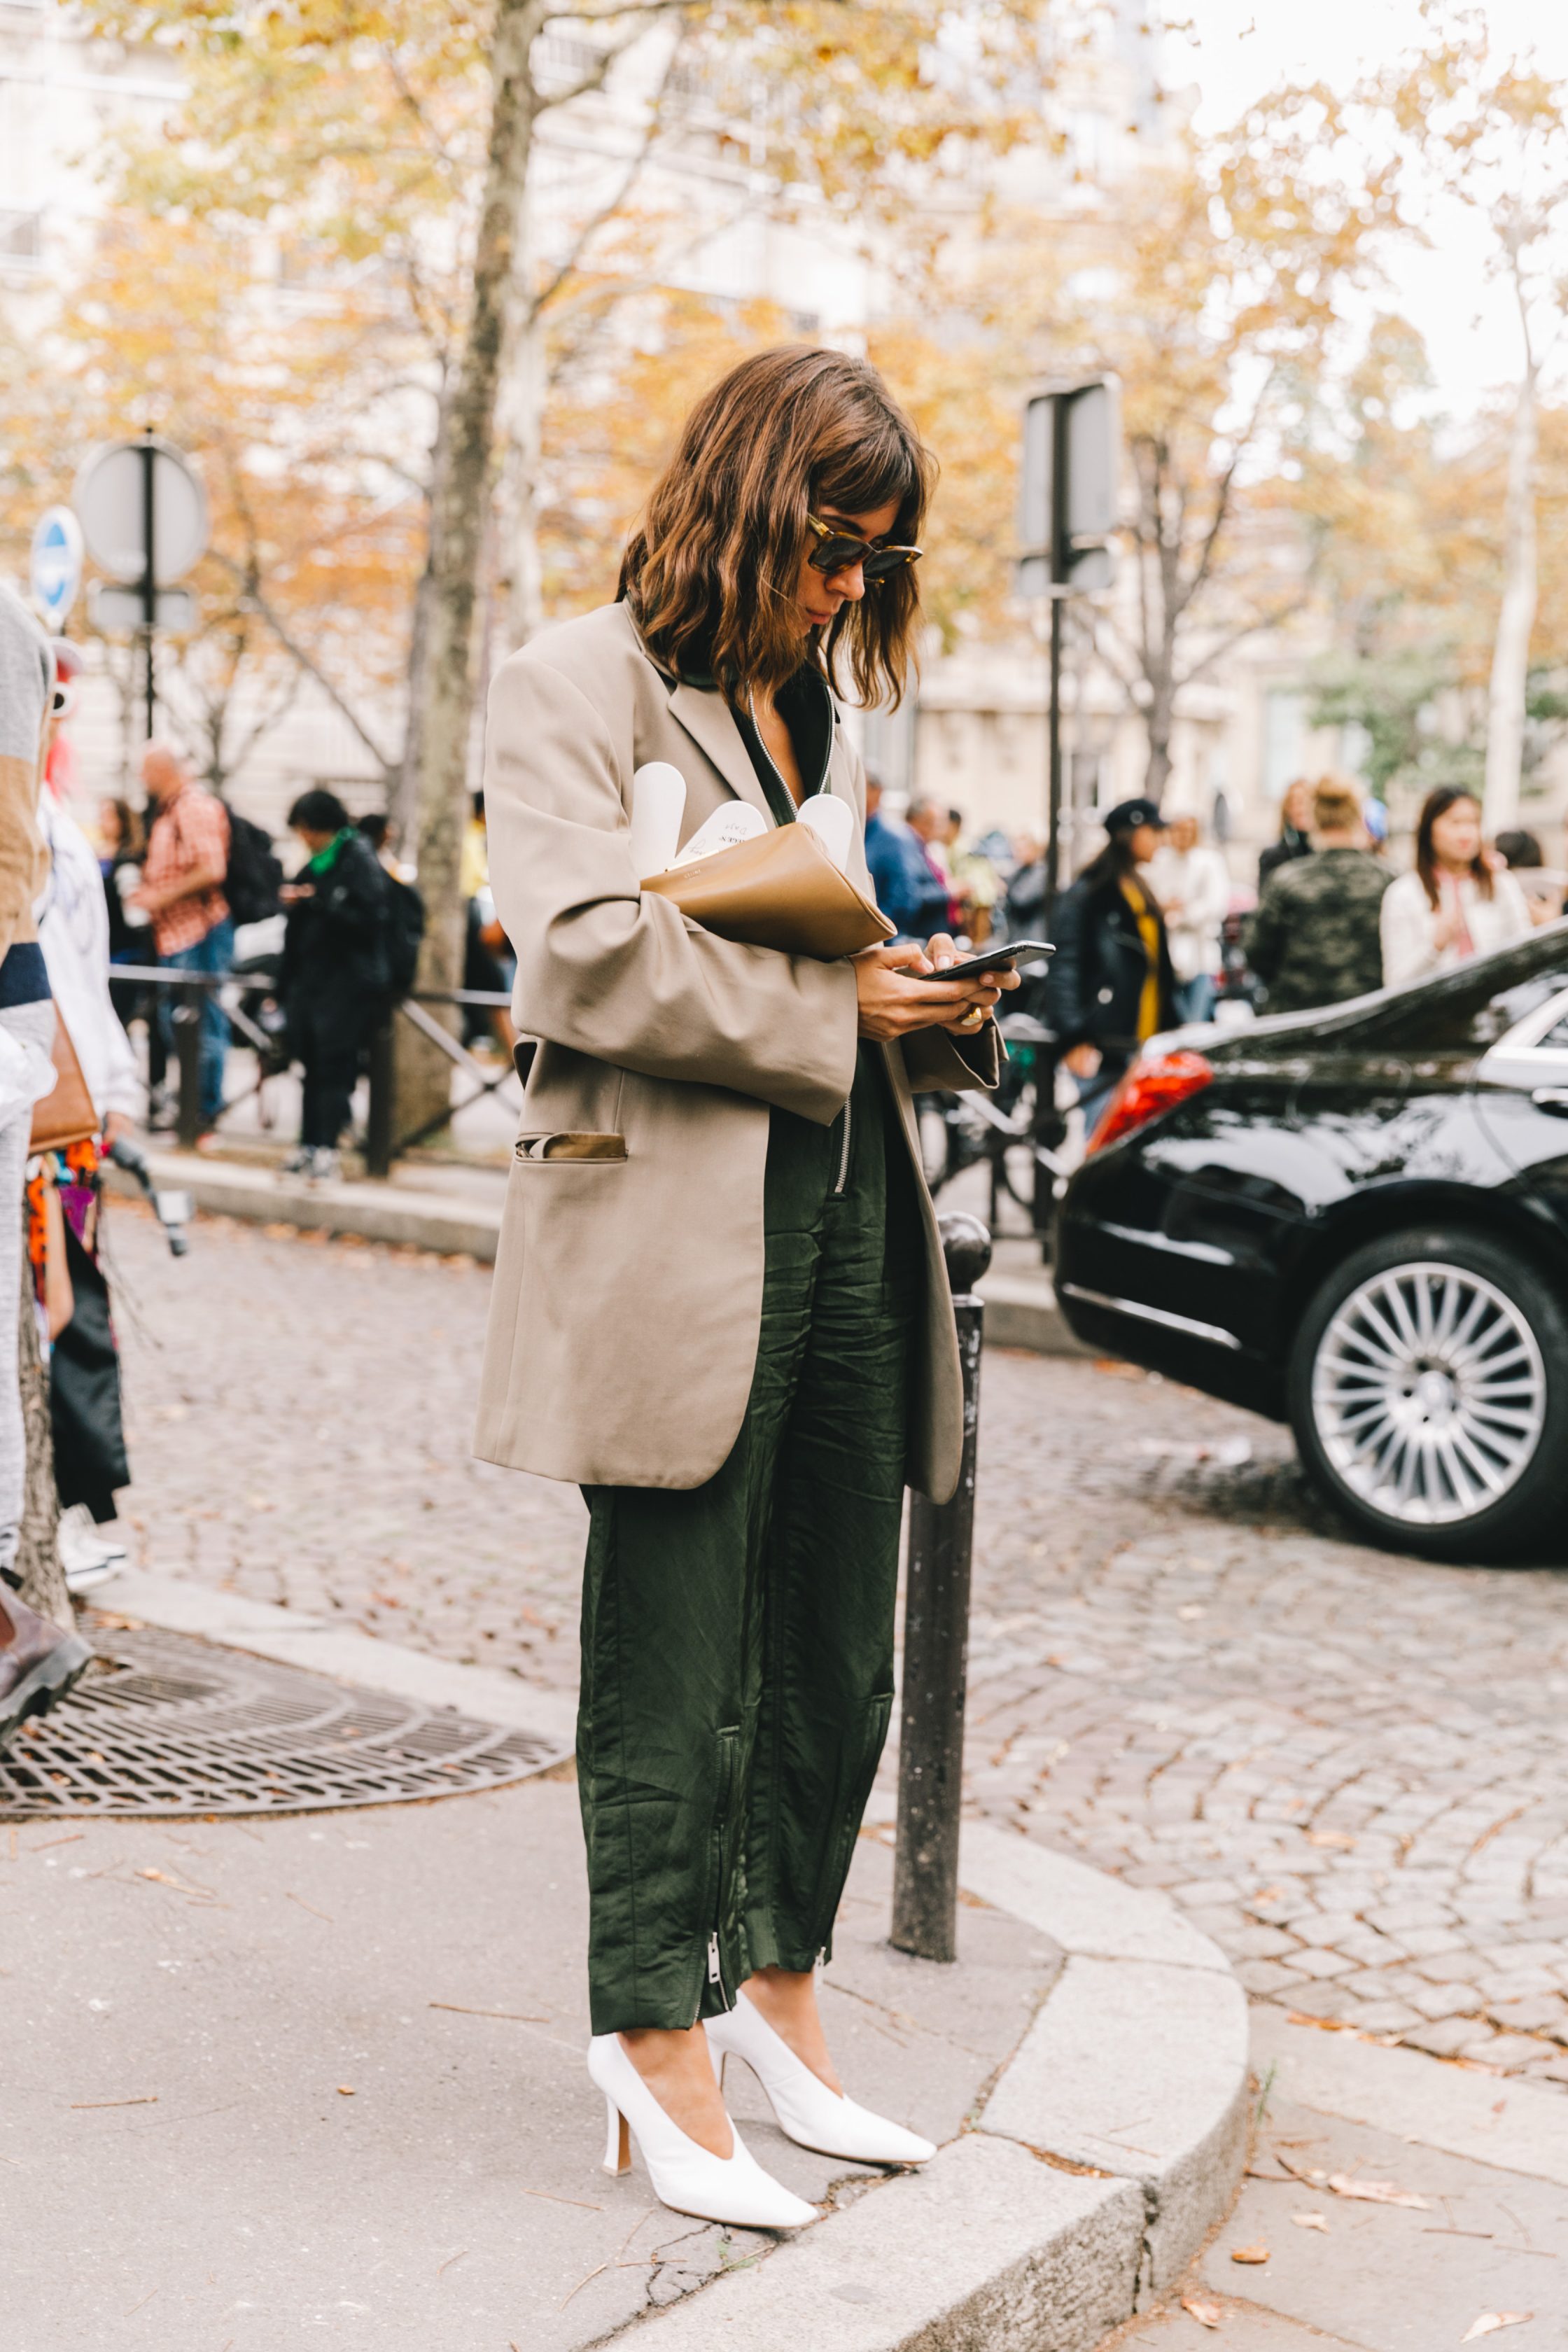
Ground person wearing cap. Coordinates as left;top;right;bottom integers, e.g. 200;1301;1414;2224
1045;797;1177;1133
1247;778;1388;1015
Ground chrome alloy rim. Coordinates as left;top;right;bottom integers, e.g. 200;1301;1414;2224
1311;1262;1546;1526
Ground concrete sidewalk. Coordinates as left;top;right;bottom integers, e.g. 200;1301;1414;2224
1112;2008;1568;2350
5;1576;1246;2352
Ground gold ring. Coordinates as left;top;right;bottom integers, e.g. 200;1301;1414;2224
958;1006;984;1028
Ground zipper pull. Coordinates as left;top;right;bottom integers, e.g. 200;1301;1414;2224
707;1933;722;1985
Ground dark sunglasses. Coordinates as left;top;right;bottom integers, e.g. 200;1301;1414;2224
806;511;923;581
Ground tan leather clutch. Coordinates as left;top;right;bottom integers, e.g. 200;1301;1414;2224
29;1008;99;1154
642;824;893;960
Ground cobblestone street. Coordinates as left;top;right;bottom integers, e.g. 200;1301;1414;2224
108;1201;1568;2094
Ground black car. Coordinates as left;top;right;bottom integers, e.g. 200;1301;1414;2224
1055;922;1568;1562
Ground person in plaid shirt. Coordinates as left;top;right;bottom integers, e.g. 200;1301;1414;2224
131;745;233;1130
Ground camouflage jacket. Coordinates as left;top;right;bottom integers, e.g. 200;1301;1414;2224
1245;848;1390;1015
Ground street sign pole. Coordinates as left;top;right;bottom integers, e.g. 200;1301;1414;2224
1018;377;1120;917
139;428;157;741
1045;392;1068;909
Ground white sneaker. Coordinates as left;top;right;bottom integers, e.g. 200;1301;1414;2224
305;1148;341;1182
59;1505;127;1595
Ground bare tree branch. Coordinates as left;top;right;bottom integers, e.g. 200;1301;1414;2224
1175;591;1313;690
209;552;398;774
527;30;685;319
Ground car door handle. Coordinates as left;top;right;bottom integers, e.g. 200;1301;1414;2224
1532;1088;1568;1117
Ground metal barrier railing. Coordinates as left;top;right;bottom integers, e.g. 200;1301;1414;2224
107;965;519;1166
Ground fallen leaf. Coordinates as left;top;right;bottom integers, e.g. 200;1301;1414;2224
1291;2213;1329;2232
1180;2297;1222;2330
1461;2322;1532;2345
1231;2242;1270;2264
336;2085;354;2096
1327;2172;1431;2210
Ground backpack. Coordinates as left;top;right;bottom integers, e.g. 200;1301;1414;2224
225;811;285;928
382;869;425;997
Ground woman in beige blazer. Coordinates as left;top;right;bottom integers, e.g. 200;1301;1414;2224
477;347;1014;2228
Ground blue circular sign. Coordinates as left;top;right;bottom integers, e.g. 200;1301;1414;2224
31;507;83;629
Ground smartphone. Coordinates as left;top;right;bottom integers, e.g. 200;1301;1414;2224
914;939;1054;983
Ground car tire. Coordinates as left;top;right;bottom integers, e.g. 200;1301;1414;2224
1288;1225;1568;1564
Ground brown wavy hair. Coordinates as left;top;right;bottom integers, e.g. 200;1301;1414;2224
619;345;934;707
1415;785;1492;910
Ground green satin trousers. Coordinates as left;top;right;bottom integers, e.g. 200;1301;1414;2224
577;1045;921;2033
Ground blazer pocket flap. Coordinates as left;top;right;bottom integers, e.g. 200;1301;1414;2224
516;1131;628;1163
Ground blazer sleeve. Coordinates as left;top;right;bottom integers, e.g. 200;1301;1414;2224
484;649;858;1125
1380;872;1438;989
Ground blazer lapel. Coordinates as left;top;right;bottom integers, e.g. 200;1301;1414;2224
667;681;775;826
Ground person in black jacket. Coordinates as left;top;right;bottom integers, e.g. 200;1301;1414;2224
1046;797;1177;1135
279;790;389;1179
1258;778;1315;890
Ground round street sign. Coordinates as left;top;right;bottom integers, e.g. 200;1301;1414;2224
72;438;209;587
30;507;83;628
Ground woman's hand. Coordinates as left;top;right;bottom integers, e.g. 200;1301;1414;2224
1063;1042;1100;1079
853;935;1013;1043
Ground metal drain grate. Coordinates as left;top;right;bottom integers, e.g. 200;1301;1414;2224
0;1623;569;1819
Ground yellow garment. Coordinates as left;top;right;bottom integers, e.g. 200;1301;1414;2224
1121;877;1163;1042
460;817;489;902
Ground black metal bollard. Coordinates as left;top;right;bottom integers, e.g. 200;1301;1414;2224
891;1210;991;1963
174;982;204;1152
363;1017;396;1179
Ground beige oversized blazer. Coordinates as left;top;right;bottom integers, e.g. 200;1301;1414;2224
472;601;998;1504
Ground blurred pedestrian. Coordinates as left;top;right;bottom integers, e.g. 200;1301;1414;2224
1381;787;1533;988
482;343;1007;2225
1492;826;1563;927
0;584;89;1746
358;812;426;999
131;743;232;1138
1000;832;1047;938
1046;797;1176;1133
864;775;948;939
35;780;140;1594
941;808;999;944
906;797;960;939
1247;780;1387;1014
279;790;391;1180
1259;777;1315;889
1149;811;1230;1023
1494;827;1543;872
463;791;518;1058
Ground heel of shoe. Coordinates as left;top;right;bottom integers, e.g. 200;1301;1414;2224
603;2094;631;2177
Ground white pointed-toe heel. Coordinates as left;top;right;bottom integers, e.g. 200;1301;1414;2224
706;1991;937;2166
587;2033;818;2230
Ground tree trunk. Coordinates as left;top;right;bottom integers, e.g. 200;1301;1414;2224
400;0;543;1141
1483;363;1538;837
1142;654;1176;802
14;1254;69;1632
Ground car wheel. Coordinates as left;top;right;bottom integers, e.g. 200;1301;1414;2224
1288;1226;1568;1563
